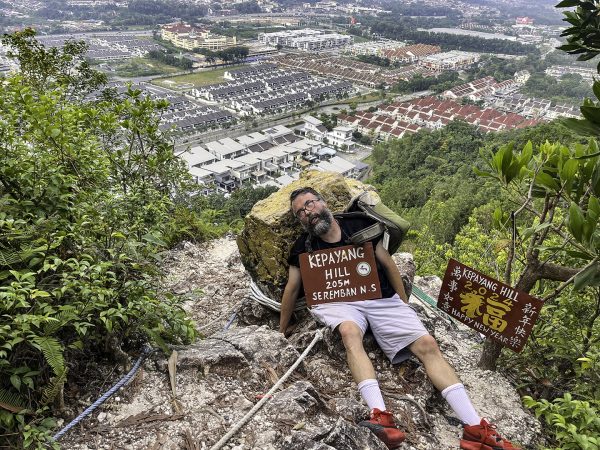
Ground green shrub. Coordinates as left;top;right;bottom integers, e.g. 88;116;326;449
0;29;196;448
165;205;231;245
524;394;600;450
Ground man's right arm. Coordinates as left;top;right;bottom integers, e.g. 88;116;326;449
279;265;302;335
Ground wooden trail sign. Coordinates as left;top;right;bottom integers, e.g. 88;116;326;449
438;259;543;352
299;242;381;307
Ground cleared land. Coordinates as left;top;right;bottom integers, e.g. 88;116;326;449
152;66;250;89
109;57;181;78
352;35;372;43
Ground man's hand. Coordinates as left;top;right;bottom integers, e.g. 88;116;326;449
281;322;298;338
279;266;302;336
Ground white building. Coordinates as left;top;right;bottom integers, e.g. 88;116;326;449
418;51;480;71
302;115;328;141
179;145;217;169
258;29;353;50
327;126;355;151
313;156;360;178
514;70;531;84
302;116;355;151
204;138;247;160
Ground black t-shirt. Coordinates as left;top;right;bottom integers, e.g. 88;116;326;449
288;216;396;299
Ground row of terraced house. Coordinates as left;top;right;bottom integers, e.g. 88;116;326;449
179;124;366;192
190;64;353;116
337;96;539;140
442;76;580;120
88;82;235;134
272;54;435;88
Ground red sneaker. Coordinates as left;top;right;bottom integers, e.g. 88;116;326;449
461;419;521;450
358;408;406;449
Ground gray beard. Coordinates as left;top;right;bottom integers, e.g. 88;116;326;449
306;209;333;236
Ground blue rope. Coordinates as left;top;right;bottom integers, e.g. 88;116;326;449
52;308;238;442
223;312;237;330
52;345;154;441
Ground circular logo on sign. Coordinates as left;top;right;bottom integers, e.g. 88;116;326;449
356;262;371;276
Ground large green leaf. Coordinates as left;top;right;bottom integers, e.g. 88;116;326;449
560;159;579;185
581;105;600;124
592;160;600;196
555;0;581;7
562;117;600;136
574;150;600;162
522;223;552;241
473;167;493;178
588;196;600;221
573;262;600;291
520;141;533;166
504;161;522;184
569;202;586;242
535;171;560;191
593;81;600;101
577;51;600;61
501;143;514;176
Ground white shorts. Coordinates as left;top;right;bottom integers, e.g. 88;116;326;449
310;294;429;364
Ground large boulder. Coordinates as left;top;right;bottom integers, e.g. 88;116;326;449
237;171;379;301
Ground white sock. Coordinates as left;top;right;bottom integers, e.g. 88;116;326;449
358;379;386;411
441;383;481;426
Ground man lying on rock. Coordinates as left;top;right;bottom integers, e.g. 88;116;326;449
279;187;519;450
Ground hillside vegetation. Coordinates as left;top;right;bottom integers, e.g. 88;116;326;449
0;30;273;448
368;94;599;450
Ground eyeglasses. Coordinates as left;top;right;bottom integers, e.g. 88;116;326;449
294;198;319;219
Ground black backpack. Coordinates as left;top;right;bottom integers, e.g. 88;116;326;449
305;191;410;254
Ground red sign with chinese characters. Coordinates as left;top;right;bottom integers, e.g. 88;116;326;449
438;259;543;352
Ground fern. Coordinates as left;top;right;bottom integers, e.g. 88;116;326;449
41;369;67;406
30;336;65;376
42;307;78;336
0;248;21;267
0;388;26;413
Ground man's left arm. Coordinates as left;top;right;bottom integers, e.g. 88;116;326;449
375;240;408;303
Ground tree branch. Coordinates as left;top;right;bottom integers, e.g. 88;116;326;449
542;257;600;302
538;262;580;282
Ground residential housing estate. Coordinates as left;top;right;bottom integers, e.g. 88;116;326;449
272;54;435;88
258;29;353;50
180;124;366;192
36;34;161;62
191;64;353;116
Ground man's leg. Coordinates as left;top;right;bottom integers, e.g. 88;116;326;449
409;335;480;426
338;321;405;449
338;321;386;410
408;334;459;390
338;321;376;382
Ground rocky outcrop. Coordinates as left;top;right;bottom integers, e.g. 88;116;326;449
61;238;543;450
236;171;379;301
177;326;300;378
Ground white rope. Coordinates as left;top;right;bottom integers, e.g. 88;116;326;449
249;280;306;312
209;328;325;450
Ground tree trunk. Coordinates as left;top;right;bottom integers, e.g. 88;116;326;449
479;338;503;370
478;265;540;370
